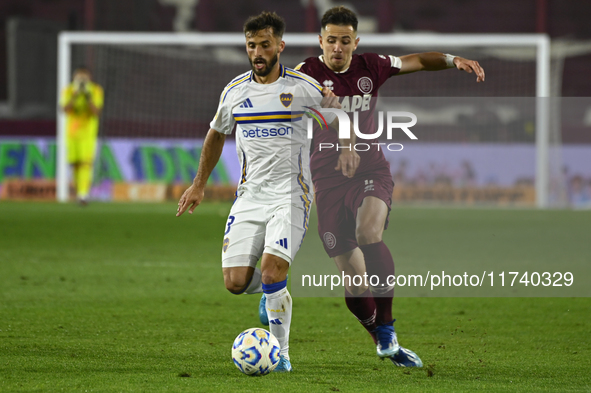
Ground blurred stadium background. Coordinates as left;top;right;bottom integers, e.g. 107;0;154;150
0;0;591;208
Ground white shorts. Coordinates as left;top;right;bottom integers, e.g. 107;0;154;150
221;196;312;268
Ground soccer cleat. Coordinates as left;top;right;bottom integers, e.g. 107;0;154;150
374;321;400;358
259;294;269;326
273;356;292;372
389;347;423;367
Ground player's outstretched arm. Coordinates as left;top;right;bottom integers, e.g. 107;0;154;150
177;128;226;217
452;56;485;82
398;52;485;82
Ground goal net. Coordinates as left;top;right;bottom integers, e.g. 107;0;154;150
57;32;566;207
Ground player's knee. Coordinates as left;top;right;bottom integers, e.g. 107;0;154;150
224;277;249;294
356;224;383;245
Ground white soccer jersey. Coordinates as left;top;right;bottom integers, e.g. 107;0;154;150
210;64;333;203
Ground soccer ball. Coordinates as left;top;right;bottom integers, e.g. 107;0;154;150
231;328;281;376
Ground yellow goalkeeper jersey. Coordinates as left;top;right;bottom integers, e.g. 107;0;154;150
60;82;104;139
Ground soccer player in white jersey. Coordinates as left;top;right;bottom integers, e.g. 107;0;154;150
176;11;356;372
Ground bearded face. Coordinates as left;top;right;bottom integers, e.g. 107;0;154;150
249;51;279;77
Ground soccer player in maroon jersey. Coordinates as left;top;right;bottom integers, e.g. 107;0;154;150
292;6;485;367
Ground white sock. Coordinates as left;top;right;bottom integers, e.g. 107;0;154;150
265;287;292;360
244;268;262;294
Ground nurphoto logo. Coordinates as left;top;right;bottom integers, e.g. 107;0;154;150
304;107;418;152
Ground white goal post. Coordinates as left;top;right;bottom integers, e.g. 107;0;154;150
56;32;551;207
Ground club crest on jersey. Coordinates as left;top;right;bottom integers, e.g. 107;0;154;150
323;80;334;90
323;232;336;249
357;77;373;94
280;93;293;108
223;237;230;253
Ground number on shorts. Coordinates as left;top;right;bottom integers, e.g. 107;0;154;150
224;216;235;235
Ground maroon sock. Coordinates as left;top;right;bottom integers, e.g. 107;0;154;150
345;288;377;344
359;241;394;325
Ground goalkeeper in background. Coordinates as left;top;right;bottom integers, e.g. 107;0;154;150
60;67;104;205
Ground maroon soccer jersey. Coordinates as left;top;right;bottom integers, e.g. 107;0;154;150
296;53;401;192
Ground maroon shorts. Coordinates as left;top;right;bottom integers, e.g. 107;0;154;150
315;173;394;258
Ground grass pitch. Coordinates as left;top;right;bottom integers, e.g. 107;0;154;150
0;201;589;392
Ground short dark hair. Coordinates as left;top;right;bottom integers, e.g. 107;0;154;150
321;6;358;32
243;11;285;38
